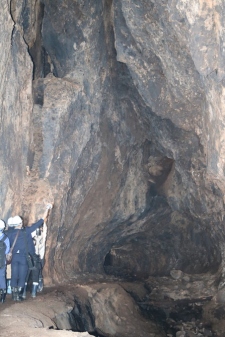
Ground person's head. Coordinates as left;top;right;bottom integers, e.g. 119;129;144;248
10;215;23;228
0;220;5;232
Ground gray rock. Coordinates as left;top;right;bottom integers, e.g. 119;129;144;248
176;331;185;337
170;270;184;280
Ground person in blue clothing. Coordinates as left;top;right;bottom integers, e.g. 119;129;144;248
0;219;10;303
6;204;52;301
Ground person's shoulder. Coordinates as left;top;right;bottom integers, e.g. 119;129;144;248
1;232;10;240
6;226;14;231
4;228;13;234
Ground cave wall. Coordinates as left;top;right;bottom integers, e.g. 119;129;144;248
0;0;33;217
1;0;225;285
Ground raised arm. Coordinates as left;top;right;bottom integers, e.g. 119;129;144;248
26;203;53;234
40;203;53;222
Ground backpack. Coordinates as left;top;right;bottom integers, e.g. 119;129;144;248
0;235;6;268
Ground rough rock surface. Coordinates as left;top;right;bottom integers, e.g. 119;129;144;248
0;279;223;337
71;282;165;337
1;0;225;335
0;286;91;337
1;0;224;283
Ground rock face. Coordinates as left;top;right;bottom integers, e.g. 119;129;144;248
71;283;165;337
0;287;92;337
1;0;225;303
0;0;33;217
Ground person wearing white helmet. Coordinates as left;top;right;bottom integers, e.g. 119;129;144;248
5;204;52;302
5;217;16;295
23;221;48;299
23;206;51;299
0;219;10;303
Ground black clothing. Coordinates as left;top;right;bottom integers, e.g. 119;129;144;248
6;219;44;257
5;219;44;288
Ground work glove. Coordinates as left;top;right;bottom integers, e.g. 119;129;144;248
46;203;53;210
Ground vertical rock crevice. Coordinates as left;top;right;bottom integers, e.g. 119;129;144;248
10;0;50;79
8;0;54;225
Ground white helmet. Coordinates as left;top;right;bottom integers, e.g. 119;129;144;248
7;217;14;227
0;220;5;230
11;215;23;227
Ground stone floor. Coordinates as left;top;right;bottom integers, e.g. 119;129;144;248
0;286;91;337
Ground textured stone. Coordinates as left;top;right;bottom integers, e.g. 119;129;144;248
1;0;225;309
71;283;165;337
0;1;33;217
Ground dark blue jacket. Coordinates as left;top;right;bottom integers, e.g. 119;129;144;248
6;219;44;257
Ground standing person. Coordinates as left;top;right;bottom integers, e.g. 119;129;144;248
6;217;13;295
32;221;48;292
0;220;10;303
23;209;50;299
6;205;52;301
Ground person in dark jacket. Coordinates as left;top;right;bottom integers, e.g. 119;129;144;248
23;204;52;299
6;205;52;301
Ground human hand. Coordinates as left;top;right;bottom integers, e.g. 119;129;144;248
46;203;53;210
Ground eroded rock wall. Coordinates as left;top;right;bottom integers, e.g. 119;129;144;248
0;1;33;217
1;0;225;285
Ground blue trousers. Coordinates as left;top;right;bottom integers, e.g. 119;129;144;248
0;266;6;289
11;254;28;288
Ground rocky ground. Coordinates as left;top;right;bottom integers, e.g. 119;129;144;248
0;275;224;337
0;286;91;337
